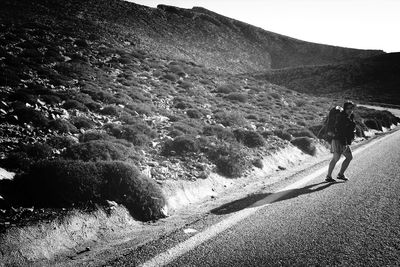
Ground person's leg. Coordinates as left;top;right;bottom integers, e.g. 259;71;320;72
327;152;341;177
338;146;353;177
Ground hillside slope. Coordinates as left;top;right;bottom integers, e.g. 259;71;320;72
1;0;399;230
1;0;383;73
254;53;400;105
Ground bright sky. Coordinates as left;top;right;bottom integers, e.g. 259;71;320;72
129;0;399;53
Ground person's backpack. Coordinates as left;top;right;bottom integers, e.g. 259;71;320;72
318;106;343;141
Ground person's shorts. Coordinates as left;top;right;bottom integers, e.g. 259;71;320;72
330;139;352;157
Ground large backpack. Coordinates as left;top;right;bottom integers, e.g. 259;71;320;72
318;106;343;141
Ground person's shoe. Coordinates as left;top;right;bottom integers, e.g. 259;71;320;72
337;173;348;181
325;176;336;183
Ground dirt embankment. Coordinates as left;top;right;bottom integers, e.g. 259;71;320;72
0;142;329;266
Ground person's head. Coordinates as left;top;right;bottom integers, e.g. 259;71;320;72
343;101;356;115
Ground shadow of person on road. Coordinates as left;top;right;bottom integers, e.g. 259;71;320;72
211;181;342;215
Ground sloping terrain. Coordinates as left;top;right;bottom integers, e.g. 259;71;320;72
1;0;383;74
255;53;400;105
0;0;399;240
0;0;400;265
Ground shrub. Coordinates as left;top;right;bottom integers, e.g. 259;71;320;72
273;130;293;141
79;130;114;142
246;114;258;120
169;121;200;135
291;137;316;156
260;131;273;139
169;65;186;77
12;161;166;219
178;80;192;89
215;84;237;94
10;89;38;104
162;73;179;82
104;123;156;146
41;94;62;105
161;135;200;156
64;140;133;161
126;103;153;116
49;119;78;134
10;160;102;207
62;100;88;111
215;111;247;127
99;105;120;116
71;116;95;130
208;144;251;178
252;158;264;169
48;135;78;149
233;129;265;148
225;93;248;103
270;92;281;100
186;109;202;119
13;107;49;127
364;119;382;131
203;125;235;141
24;142;53;160
286;128;317;139
98;161;167;221
1;151;33;172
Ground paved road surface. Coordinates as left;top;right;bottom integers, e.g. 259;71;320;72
107;129;400;266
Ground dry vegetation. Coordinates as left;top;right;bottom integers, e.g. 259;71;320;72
0;0;399;224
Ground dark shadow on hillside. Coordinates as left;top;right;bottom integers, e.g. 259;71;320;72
211;181;342;215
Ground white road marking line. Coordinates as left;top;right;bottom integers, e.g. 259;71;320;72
140;133;393;267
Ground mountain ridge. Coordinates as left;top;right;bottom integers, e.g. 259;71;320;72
1;0;384;73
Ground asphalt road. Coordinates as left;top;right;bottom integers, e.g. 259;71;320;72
107;129;400;267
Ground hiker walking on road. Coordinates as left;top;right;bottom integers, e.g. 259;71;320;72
326;101;357;182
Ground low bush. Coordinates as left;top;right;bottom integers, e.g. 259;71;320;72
13;107;49;127
178;80;193;90
99;105;120;116
71;116;95;130
225;93;248;103
161;135;200;156
126;103;153;116
64;140;134;161
215;84;237;94
291;137;316;156
49;119;78;134
79;130;114;142
24;142;53;160
233;129;265;148
1;151;33;172
10;89;38;104
186;109;202;119
286;128;317;139
203;125;235;141
41;94;62;105
364;119;382;131
273;130;293;141
169;65;186;77
62;100;88;111
98;161;167;221
7;160;167;221
48;135;78;149
162;73;179;83
252;158;264;169
169;121;200;135
104;122;156;146
214;110;248;127
207;144;251;178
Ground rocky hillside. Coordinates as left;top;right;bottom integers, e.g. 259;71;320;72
1;0;383;74
254;53;400;105
1;0;399;226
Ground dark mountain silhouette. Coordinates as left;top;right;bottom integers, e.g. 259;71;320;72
1;0;383;74
254;52;400;105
